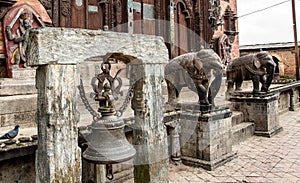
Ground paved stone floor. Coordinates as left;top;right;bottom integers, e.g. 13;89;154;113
168;107;300;183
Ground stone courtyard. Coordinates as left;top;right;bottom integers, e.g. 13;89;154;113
166;107;300;183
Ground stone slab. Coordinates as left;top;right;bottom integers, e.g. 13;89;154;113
11;68;36;78
254;126;283;138
26;27;169;66
232;122;255;145
180;106;235;170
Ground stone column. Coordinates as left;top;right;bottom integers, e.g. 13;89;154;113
164;111;181;161
35;65;81;182
127;0;134;34
131;64;169;183
169;1;175;58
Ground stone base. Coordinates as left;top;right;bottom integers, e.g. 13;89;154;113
229;92;282;138
180;106;236;170
255;126;283;138
181;152;237;171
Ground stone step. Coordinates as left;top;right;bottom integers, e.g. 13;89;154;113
231;111;244;126
0;78;36;96
0;94;37;127
232;122;255;145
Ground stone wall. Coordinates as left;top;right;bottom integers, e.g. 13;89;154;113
0;77;37;127
0;154;36;183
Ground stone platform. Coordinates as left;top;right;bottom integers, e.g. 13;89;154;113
179;105;237;170
229;92;283;137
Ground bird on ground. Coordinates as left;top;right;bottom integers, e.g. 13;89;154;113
0;125;20;140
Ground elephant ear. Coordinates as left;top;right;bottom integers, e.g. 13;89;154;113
254;59;261;68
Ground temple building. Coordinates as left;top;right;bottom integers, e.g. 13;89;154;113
0;0;239;78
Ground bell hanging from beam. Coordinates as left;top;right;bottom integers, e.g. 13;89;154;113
82;58;136;178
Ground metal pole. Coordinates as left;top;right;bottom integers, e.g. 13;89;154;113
292;0;300;80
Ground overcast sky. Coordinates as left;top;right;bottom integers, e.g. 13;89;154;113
236;0;300;45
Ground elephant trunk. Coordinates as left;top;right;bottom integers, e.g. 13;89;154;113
261;65;275;92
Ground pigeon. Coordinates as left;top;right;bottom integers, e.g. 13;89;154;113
0;125;20;140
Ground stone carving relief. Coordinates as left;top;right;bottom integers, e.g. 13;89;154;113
39;0;52;18
174;0;194;19
211;34;232;65
223;5;238;44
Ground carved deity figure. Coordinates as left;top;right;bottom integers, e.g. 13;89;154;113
6;11;33;67
3;2;48;77
100;83;115;110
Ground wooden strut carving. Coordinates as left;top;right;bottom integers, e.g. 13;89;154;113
3;3;46;77
61;0;71;16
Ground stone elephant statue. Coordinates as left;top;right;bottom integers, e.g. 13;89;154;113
226;51;276;93
165;49;224;109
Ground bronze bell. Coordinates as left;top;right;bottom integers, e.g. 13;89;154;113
82;82;136;165
82;115;136;164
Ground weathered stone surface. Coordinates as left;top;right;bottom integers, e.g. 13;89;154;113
132;64;169;183
26;27;168;66
230;92;283;137
0;154;36;183
11;68;36;78
35;65;81;183
0;94;37;115
180;107;236;170
0;111;36;127
0;78;36;96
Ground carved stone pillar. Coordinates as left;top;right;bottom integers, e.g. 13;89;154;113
35;64;82;183
131;64;169;183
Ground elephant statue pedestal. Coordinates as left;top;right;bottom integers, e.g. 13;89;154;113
229;92;283;137
179;105;237;170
